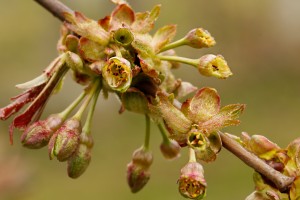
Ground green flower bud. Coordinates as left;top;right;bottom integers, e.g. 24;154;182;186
102;57;132;92
65;35;79;53
21;114;64;149
198;54;232;79
65;51;84;73
184;28;216;48
48;118;81;161
121;88;149;114
178;161;207;199
67;133;93;178
67;143;92;179
160;139;181;160
113;28;134;46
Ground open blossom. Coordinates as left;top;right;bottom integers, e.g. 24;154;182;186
157;87;245;162
102;57;132;92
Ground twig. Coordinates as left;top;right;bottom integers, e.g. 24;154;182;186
34;0;72;22
218;131;294;192
34;0;295;192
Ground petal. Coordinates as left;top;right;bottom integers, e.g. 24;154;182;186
12;66;68;130
290;176;300;200
152;24;177;53
246;135;280;160
132;34;160;78
181;87;220;123
156;92;192;136
63;12;109;45
207;131;222;154
110;4;135;30
131;5;161;33
198;104;245;133
173;81;197;100
78;37;106;62
110;0;128;5
98;16;111;31
287;137;300;169
0;84;44;121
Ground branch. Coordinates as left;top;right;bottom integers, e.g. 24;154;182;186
34;0;72;22
219;131;294;192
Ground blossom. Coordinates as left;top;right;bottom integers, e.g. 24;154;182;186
157;87;245;162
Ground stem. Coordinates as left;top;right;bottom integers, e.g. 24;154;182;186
73;79;100;120
58;91;87;119
189;148;196;163
157;122;170;144
157;55;198;67
143;114;151;151
82;82;102;135
110;44;123;58
218;131;294;192
159;38;187;53
34;0;73;22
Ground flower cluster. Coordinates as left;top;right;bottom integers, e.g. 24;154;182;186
0;0;246;199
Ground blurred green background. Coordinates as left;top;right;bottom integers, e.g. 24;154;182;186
0;0;300;199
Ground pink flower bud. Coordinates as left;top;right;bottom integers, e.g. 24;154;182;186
126;147;153;193
48;118;81;161
126;162;151;193
21;114;64;149
160;140;181;160
178;162;207;199
131;147;153;169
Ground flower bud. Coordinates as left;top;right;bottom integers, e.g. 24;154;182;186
102;57;132;92
184;28;216;48
178;162;207;199
65;51;84;73
198;54;232;79
160;139;181;160
127;161;151;193
120;88;149;114
21;114;64;149
65;35;79;53
48;118;81;161
113;28;134;46
126;147;153;193
131;147;153;169
67;143;92;179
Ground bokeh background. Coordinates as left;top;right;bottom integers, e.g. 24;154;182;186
1;0;300;199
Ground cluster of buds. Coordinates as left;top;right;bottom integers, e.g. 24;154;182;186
0;0;249;199
239;133;300;200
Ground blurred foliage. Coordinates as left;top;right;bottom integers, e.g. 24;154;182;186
0;0;300;199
